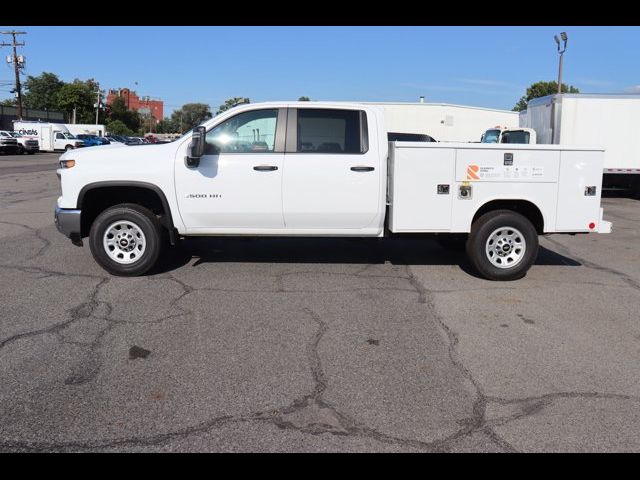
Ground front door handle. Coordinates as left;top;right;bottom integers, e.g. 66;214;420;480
253;165;278;171
350;166;375;172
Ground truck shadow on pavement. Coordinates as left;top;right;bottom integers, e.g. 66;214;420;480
151;236;580;278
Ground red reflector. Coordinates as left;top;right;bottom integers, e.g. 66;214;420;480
589;222;596;230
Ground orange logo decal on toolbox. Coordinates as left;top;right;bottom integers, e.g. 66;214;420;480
467;164;480;180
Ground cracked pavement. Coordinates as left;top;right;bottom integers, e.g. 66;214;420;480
1;153;640;452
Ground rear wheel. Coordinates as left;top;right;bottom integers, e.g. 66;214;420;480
17;145;24;155
466;210;538;281
89;204;164;276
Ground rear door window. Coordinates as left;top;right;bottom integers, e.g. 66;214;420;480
296;109;367;154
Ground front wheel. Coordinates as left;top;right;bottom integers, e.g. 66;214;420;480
89;204;164;276
65;145;74;151
466;210;538;281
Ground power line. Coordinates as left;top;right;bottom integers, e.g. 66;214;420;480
0;30;27;119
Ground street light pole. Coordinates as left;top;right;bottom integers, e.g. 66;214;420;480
554;32;568;94
95;83;101;125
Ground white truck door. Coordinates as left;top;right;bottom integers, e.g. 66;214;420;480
282;108;380;229
174;108;285;230
54;131;66;150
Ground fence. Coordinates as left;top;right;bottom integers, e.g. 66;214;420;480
0;105;65;130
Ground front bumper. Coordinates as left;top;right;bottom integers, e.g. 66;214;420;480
0;144;19;153
54;206;83;246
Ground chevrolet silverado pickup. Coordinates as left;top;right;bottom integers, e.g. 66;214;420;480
54;102;611;280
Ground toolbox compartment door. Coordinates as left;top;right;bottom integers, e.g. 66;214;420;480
555;150;605;232
389;145;455;232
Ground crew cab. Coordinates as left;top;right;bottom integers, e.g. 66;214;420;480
0;130;39;154
54;102;611;280
0;130;20;154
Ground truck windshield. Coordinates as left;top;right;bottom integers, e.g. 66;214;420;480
8;132;21;138
501;131;530;144
63;133;77;139
482;129;501;143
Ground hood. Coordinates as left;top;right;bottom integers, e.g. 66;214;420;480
59;141;172;162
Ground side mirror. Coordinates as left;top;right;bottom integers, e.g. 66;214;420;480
186;126;206;168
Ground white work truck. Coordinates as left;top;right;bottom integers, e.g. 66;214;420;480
481;126;537;144
54;102;611;280
14;121;86;152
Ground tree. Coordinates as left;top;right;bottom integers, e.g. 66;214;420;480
55;78;103;123
216;97;250;115
106;119;135;136
155;118;176;134
23;72;64;111
107;96;141;132
513;81;579;111
170;103;213;132
298;96;310;101
0;98;15;107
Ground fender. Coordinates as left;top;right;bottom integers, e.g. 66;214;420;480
77;181;178;244
470;197;546;233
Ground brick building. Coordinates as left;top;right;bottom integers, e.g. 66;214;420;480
106;88;164;123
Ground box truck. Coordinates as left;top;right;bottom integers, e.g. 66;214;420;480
363;102;520;142
481;126;537;144
55;101;610;281
13;121;86;152
524;94;640;194
65;123;107;137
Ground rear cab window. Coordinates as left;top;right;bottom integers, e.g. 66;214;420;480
295;108;368;154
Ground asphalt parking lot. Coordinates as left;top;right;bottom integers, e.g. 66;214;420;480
1;152;640;452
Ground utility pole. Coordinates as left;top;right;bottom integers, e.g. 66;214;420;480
1;30;27;119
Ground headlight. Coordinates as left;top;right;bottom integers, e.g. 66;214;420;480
59;159;76;169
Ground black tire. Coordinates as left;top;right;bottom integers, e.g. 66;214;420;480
89;203;164;276
65;145;74;151
435;233;468;251
17;145;24;155
466;210;538;281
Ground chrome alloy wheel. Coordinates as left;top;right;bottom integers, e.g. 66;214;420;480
485;226;526;269
103;220;147;264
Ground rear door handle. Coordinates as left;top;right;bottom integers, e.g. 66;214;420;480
253;165;278;171
350;166;375;172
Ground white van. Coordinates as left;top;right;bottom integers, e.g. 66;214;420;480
13;121;86;152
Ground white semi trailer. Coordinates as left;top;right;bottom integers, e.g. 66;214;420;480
524;94;640;194
363;102;519;142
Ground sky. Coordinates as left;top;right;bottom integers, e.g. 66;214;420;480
0;26;638;116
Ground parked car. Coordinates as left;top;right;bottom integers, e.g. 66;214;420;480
105;135;127;144
388;132;437;142
76;134;106;147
